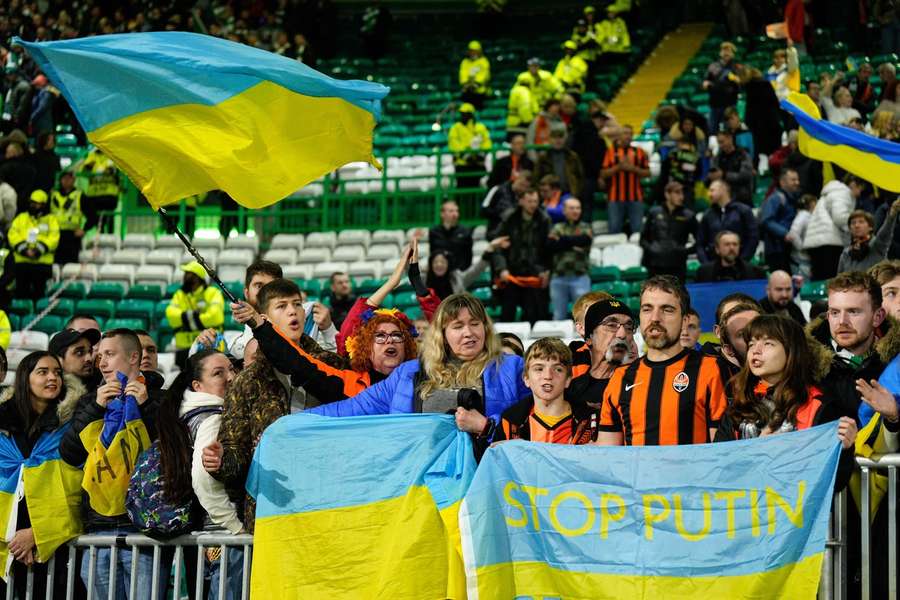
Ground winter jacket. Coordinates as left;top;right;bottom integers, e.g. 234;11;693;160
867;353;900;427
8;212;59;265
0;374;83;563
429;223;474;270
491;207;552;276
533;148;584;197
710;148;754;205
695;257;766;282
759;187;798;258
487;154;534;189
507;84;536;130
165;284;225;350
803;180;855;250
59;379;160;532
554;55;589;93
548;219;592;277
447;120;492;165
482;181;518;234
743;79;784;156
596;17;631;53
837;212;897;273
807;315;900;424
520;69;564;110
459;56;490;95
704;59;741;109
758;296;807;325
180;390;242;534
306;354;530;437
640;203;697;271
697;200;759;263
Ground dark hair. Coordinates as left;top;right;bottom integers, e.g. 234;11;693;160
244;260;283;288
158;349;222;503
870;260;900;286
499;332;525;357
13;352;65;435
524;337;572;374
729;315;813;432
0;346;7;380
539;174;561;189
799;194;817;211
827;271;882;310
715;293;760;324
779;168;798;182
65;314;100;329
718;302;761;347
640;275;690;316
257;278;302;314
544;98;561;111
714;230;740;245
101;329;143;364
847;209;875;230
686;308;700;320
426;251;455;300
134;329;151;337
329;272;348;284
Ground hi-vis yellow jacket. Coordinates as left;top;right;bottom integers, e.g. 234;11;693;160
8;212;59;264
166;284;225;349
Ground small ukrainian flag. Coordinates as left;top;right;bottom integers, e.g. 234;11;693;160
14;32;389;209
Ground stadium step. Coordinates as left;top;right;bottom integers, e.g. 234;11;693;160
606;22;713;128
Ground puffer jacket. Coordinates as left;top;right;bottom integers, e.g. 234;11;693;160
803;180;854;250
307;354;530;437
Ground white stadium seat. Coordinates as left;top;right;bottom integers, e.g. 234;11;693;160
371;229;404;246
120;233;155;251
217;249;254;267
62;262;97;282
154;234;184;249
346;261;381;280
180;249;217;268
216;266;247;283
10;332;49;352
493;322;532;341
337;229;371;248
270;234;305;251
602;244;643;269
263;248;299;265
313;261;348;279
134;265;174;287
91;233;120;251
282;265;312;280
225;235;260;253
192;236;225;252
472;224;487;241
531;320;575;340
145;248;182;268
305;232;337;250
593;233;628;248
332;245;366;262
98;264;134;287
109;248;145;266
366;244;400;261
295;247;331;264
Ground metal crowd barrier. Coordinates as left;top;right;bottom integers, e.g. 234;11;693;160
4;532;252;600
4;456;899;600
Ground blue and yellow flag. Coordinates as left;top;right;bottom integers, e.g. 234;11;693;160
13;32;389;209
0;427;82;577
246;413;475;599
781;92;900;192
80;375;150;517
460;423;841;599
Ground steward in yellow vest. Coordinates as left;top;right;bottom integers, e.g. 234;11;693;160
165;261;225;366
80;148;119;233
459;40;491;110
50;171;84;265
8;190;59;301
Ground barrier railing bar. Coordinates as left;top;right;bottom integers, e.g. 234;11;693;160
836;488;847;600
172;544;183;600
150;545;160;600
45;554;54;600
861;466;871;600
86;545;97;600
25;564;33;600
129;545;138;600
107;544;117;600
241;545;251;600
890;467;897;600
65;545;76;600
194;545;205;600
218;545;228;600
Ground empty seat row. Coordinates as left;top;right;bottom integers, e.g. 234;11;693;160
87;232;260;253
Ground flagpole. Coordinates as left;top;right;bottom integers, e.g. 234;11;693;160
157;206;240;304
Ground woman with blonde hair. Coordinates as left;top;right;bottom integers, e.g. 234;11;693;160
307;293;529;447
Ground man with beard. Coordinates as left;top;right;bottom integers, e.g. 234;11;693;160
49;328;100;387
759;270;806;324
596;275;728;446
166;261;225;368
695;231;765;282
566;298;636;407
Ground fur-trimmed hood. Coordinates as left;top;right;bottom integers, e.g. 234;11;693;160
806;315;900;380
0;372;85;426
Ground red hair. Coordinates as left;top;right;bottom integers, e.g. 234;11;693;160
349;314;417;372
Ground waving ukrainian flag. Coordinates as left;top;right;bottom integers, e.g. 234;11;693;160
247;414;475;599
13;32;389;209
0;427;82;578
781;92;900;192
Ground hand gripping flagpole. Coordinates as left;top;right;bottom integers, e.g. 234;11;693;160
157;206;240;304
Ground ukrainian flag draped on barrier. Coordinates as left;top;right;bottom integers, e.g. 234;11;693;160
13;32;389;209
79;374;150;516
246;414;475;599
460;423;842;599
781;91;900;192
0;427;82;578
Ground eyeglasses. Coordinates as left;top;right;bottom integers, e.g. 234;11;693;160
598;319;635;334
374;332;405;344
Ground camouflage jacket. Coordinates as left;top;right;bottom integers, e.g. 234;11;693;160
216;333;342;532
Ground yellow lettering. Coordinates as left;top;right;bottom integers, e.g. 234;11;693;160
503;482;528;528
673;493;712;542
519;485;549;531
766;481;805;534
599;493;626;539
549;491;595;537
713;490;746;539
642;494;671;540
750;489;761;536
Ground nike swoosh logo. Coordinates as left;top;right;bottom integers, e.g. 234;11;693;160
625;383;641;391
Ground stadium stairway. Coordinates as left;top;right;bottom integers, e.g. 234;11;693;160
607;22;713;128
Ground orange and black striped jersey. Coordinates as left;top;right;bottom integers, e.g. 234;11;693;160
601;144;648;202
599;348;727;446
500;396;597;444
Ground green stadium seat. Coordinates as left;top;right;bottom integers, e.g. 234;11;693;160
7;314;19;331
472;287;492;304
404;306;424;321
36;298;75;318
76;299;115;319
597;281;630;299
9;299;33;317
104;318;145;331
621;266;648;282
300;279;322;296
158;316;173;334
88;282;126;300
625;297;641;314
127;284;164;301
116;299;155;329
357;278;387;294
166;282;181;297
225;281;244;301
392;291;418;309
225;312;241;331
590;265;621;282
627;281;643;297
48;281;87;300
31;315;64;335
801;281;827;301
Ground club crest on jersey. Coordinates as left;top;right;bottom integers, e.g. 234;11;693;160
672;371;690;392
